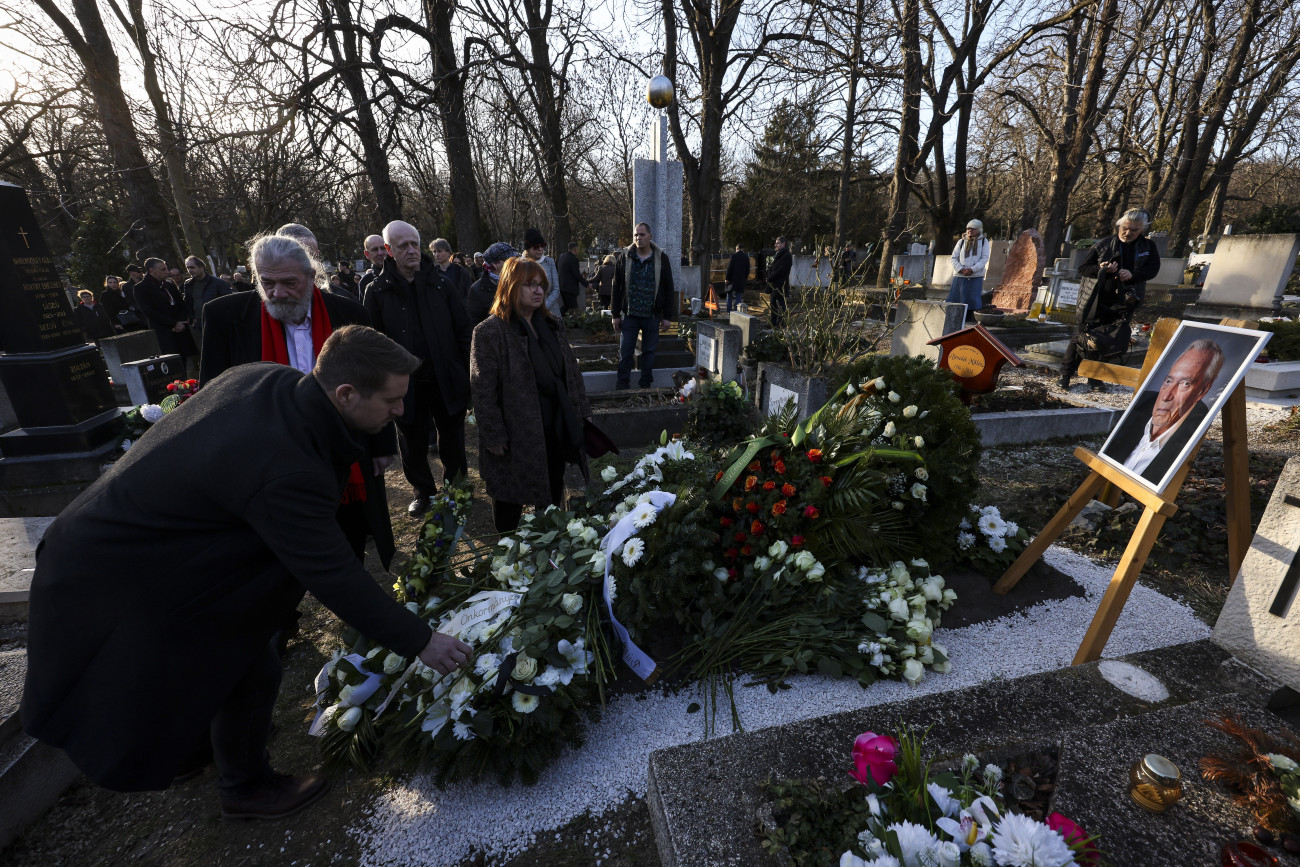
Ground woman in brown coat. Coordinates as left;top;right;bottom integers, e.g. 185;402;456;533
470;257;591;532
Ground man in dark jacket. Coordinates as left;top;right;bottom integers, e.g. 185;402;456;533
201;234;399;568
98;275;141;332
182;256;232;335
725;244;749;313
365;220;472;515
135;257;199;365
1059;209;1161;390
430;237;472;301
358;234;387;301
466;241;518;326
73;290;117;341
22;326;472;816
767;236;793;327
556;240;589;313
610;222;675;389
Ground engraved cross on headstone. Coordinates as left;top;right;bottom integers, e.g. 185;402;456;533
1268;494;1300;617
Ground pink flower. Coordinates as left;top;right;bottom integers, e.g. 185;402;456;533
1046;813;1098;865
849;732;898;787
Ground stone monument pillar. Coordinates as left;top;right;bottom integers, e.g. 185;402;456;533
0;183;121;491
633;77;684;310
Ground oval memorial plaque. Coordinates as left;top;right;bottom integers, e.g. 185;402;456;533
948;345;987;378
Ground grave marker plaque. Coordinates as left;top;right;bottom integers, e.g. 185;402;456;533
927;323;1025;403
693;321;741;384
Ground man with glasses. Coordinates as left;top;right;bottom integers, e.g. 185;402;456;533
522;227;561;316
611;222;675;389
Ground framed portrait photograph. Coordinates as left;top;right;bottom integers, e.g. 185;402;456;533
1097;321;1271;494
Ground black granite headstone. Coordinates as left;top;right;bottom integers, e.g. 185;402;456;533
0;183;122;458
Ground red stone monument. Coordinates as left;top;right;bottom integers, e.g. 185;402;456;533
927;323;1025;404
990;229;1045;312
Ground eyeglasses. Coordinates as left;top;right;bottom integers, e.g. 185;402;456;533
522;281;544;289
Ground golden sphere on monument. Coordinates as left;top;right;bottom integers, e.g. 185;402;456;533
646;75;674;108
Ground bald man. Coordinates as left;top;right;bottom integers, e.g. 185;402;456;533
362;221;471;515
277;223;320;257
358;233;387;301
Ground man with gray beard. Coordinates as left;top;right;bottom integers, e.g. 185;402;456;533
200;234;400;571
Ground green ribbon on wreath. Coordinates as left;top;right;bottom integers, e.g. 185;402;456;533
711;436;778;501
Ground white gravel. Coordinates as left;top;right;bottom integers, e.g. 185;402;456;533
353;544;1209;865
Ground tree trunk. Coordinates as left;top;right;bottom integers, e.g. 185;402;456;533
833;0;864;251
522;0;572;250
877;0;921;287
424;0;483;254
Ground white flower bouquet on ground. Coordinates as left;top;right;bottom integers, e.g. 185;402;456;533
953;505;1031;575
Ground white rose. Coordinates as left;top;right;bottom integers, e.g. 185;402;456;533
512;655;538;682
601;466;618;482
793;551;817;571
888;561;910;583
873;377;886;390
560;593;583;615
910;482;928;502
915;466;929;480
566;520;586;537
917;645;934;665
888;390;901;403
888;597;911;621
883;421;897;437
807;562;825;581
768;540;789;559
914;436;925;448
754;556;772;571
713;568;730;582
906;619;932;644
892;501;905;510
338;684;356;705
902;404;918;418
590;552;606;574
903;658;925;684
383;653;406;675
338;707;363;731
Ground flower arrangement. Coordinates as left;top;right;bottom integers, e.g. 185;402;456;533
160;378;199;412
761;727;1100;867
684;378;756;450
954;505;1031;574
315;498;613;784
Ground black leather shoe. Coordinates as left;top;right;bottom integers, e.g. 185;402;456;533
408;495;432;516
1056;375;1071;389
221;773;330;821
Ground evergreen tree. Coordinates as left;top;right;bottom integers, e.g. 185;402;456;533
67;202;130;295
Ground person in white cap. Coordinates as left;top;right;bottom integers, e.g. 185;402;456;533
946;220;989;321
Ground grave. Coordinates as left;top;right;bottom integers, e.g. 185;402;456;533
1213;457;1300;691
1244;361;1300;400
1183;233;1300;322
633;114;684;310
889;299;967;363
929;255;955;292
96;329;161;385
727;311;757;347
120;354;184;406
890;253;930;285
990;228;1045;312
693;321;741;384
756;362;828;422
0;184;122;515
789;255;831;288
973;394;1122;445
646;639;1280;867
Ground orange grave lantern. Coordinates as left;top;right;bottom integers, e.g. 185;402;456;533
927;323;1025;404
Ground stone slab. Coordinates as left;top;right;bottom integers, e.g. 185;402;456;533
1197;233;1300;312
0;732;80;851
1148;256;1190;289
991;229;1045;312
1051;695;1279;867
930;255;955;289
591;404;687;447
96;330;161;384
582;370;683;393
0;650;24;738
1245;361;1300;399
890;300;967;361
790;255;831;288
633;116;684;304
756;363;828;422
119;354;183;406
973;403;1121;446
984;241;1010;288
1214;457;1300;691
646;640;1273;867
727;312;757;347
890;253;930;285
694;322;742;383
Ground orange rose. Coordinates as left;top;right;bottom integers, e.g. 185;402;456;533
763;481;776;491
772;500;787;516
748;461;761;472
744;475;758;491
807;449;823;463
781;483;796;497
774;460;787;475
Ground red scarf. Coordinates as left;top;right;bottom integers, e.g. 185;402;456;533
260;287;367;504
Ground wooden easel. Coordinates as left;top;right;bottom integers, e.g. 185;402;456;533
994;319;1254;665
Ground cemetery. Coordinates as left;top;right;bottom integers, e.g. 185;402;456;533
2;0;1300;853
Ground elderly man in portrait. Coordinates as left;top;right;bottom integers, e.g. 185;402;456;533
1104;339;1224;484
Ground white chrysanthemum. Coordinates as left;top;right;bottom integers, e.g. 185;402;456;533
600;465;619;482
957;531;976;550
980;504;1002;517
989;813;1074;867
885;820;938;866
140;404;165;423
630;503;658;529
474;652;503;679
984;764;1004;786
452;720;476;740
621;537;645;566
511;692;539;714
121;438;133;452
988;535;1008;554
969;842;994;867
977;513;1007;537
1005;521;1020;536
959;517;972;530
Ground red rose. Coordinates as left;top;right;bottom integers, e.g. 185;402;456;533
769;450;780;460
166;383;176;392
725;548;738;560
821;476;833;487
781;483;796;497
807;448;823;462
734;531;746;543
720;517;733;527
715;470;724;482
772;500;787;516
745;475;758;491
792;535;805;547
774;460;787;475
746;501;760;513
748;461;761;472
740;545;752;556
728;568;738;579
186;379;198;386
732;497;744;512
750;521;765;536
804;506;820;519
763;480;776;491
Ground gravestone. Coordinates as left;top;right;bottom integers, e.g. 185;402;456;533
0;183;121;460
756;363;828;422
890;253;930;284
890;300;967;362
990;229;1045;312
693;321;741;384
120;355;184;406
0;515;54;621
984;240;1010;288
930;255;955;291
633;116;684;309
97;329;161;383
789;255;830;288
1184;233;1300;321
1213;457;1300;691
728;311;756;347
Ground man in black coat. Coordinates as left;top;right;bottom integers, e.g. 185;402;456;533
135;257;199;365
182;255;232;335
556;240;589;313
365;220;472;515
1101;339;1223;485
22;326;472;817
98;275;141;332
767;236;793;327
466;241;518;326
724;244;749;313
430;237;472;302
73;290;117;341
1060;209;1161;389
201;235;399;569
610;222;675;390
